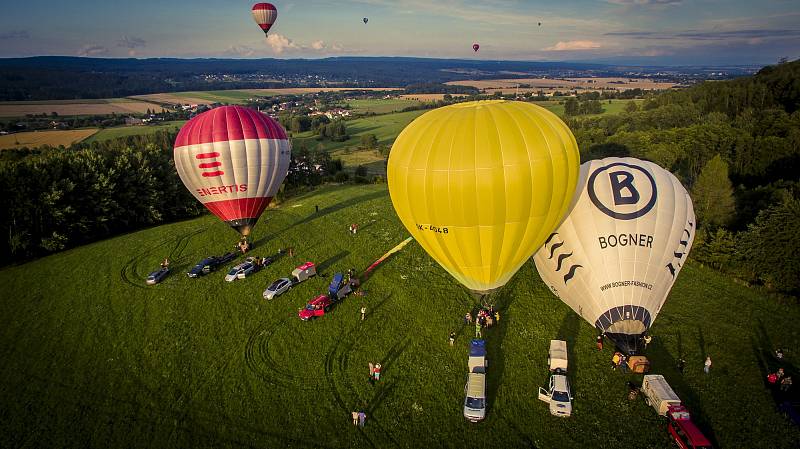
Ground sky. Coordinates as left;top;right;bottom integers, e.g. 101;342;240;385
0;0;798;65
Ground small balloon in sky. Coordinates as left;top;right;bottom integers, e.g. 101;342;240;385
252;3;278;36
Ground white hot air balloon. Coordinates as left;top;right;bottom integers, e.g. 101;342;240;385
533;158;695;354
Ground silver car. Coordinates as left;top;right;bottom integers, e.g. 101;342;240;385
263;277;292;300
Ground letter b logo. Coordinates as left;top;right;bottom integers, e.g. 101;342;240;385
609;171;640;205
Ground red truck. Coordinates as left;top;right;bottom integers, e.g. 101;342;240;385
641;375;712;449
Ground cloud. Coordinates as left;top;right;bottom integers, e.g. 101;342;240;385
77;45;109;57
0;30;29;40
605;0;682;5
310;40;326;51
265;33;298;54
223;45;257;57
544;40;602;51
118;36;146;49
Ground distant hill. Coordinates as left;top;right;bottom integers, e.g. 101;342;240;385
0;56;754;101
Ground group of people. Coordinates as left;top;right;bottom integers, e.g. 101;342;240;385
350;410;367;427
612;352;630;372
465;306;500;338
767;349;793;394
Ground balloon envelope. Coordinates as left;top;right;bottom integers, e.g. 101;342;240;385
174;106;291;237
363;17;368;24
388;100;580;294
473;43;480;52
533;157;695;354
252;3;278;35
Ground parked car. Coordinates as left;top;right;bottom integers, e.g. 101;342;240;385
463;371;487;422
298;295;332;320
224;256;261;282
641;375;712;449
292;262;317;283
464;339;488;422
146;267;170;285
538;373;573;417
263;277;292;300
187;252;237;278
328;272;353;300
666;404;713;449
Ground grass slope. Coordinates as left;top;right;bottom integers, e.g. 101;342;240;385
341;99;422;115
1;184;797;448
0;128;99;149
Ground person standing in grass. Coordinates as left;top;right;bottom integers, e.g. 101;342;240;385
374;363;382;382
464;312;472;324
352;411;358;425
361;305;366;321
358;411;366;427
643;334;652;349
368;362;375;385
612;352;621;370
449;331;456;346
475;321;482;338
596;334;603;351
704;356;712;374
780;376;792;392
677;358;686;374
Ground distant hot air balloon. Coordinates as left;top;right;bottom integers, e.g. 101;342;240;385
388;101;580;296
363;17;369;24
533;158;695;355
473;43;480;52
538;22;542;26
252;3;278;36
173;106;291;238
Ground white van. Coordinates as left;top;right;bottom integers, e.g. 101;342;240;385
463;372;487;422
538;374;573;417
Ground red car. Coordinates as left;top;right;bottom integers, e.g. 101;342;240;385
298;295;332;321
666;405;712;449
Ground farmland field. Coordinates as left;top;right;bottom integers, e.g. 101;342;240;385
531;99;644;118
447;77;677;93
341;98;421;114
0;184;798;449
0;128;98;149
133;88;401;106
0;98;165;117
83;121;186;144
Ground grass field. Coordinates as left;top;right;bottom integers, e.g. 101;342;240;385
0;98;164;117
447;77;677;93
530;99;644;118
292;110;427;174
0;184;798;448
0;128;98;149
133;89;401;106
341;99;422;115
83;121;187;144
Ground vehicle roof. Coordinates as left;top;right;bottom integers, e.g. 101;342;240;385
466;372;486;397
644;375;680;401
553;374;569;391
673;417;712;445
469;343;486;357
549;340;568;358
297;262;315;270
309;295;329;305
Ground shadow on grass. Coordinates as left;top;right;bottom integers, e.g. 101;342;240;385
484;278;520;414
647;339;720;447
555;312;581;384
317;251;350;277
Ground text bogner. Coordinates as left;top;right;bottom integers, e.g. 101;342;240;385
598;233;653;249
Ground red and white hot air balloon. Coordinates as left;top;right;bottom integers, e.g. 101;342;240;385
473;43;480;52
173;106;291;238
252;3;278;36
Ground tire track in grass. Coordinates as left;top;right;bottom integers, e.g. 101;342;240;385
119;227;205;289
323;314;407;449
244;318;322;390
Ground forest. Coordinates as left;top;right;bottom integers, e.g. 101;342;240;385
1;59;798;295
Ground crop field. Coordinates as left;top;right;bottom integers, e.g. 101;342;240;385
293;109;426;153
0;128;98;149
133;88;401;106
0;98;164;117
447;77;677;93
341;99;421;114
83;121;187;144
0;184;798;448
399;94;468;102
530;99;644;118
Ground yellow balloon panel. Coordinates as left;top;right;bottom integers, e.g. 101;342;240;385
388;100;580;293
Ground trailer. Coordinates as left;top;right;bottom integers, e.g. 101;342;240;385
292;262;317;283
641;374;682;416
548;340;568;373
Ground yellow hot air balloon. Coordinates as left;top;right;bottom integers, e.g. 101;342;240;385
387;100;580;294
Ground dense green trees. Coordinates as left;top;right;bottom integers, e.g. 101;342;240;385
692;155;736;228
1;130;201;262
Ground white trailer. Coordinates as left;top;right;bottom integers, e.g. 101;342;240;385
641;375;682;416
548;340;568;373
